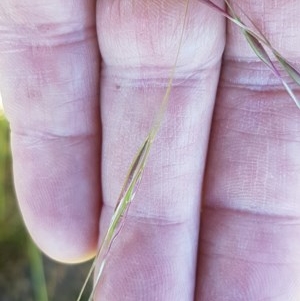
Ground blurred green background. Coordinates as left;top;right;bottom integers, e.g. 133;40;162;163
0;105;92;300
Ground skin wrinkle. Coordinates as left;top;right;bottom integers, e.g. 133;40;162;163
0;0;94;25
0;24;96;50
200;250;300;267
1;42;100;137
215;108;300;143
198;213;300;299
0;1;97;53
11;135;95;193
101;65;210;92
99;203;190;226
221;59;300;91
96;210;198;300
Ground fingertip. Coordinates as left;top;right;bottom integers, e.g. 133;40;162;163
27;217;98;264
12;134;101;264
19;193;100;264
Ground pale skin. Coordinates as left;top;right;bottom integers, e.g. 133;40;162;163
1;0;300;300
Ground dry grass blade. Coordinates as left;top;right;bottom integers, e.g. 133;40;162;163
229;0;300;88
242;29;279;76
274;53;300;86
234;5;300;108
199;0;300;108
196;0;245;29
76;138;151;301
280;80;300;109
76;0;191;300
84;137;152;301
243;31;300;108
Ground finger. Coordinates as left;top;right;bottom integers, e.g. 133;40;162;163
94;0;225;300
197;1;300;300
0;0;101;263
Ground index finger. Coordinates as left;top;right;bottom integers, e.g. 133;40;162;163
0;0;101;263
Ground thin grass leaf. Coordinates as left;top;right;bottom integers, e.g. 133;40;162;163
280;78;300;109
198;0;274;48
76;136;152;301
229;0;300;86
196;0;246;29
223;0;237;19
274;53;300;86
242;29;279;77
199;0;300;108
27;239;48;301
235;9;300;106
236;10;300;107
243;29;300;107
76;0;191;300
230;0;271;45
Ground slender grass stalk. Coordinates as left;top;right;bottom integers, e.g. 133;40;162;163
198;0;300;108
76;0;191;300
274;53;300;86
27;238;49;301
0;114;9;221
229;0;300;87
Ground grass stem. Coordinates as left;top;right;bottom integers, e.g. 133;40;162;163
199;0;300;108
27;238;49;301
76;0;191;300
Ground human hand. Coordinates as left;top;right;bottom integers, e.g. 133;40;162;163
1;1;300;300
